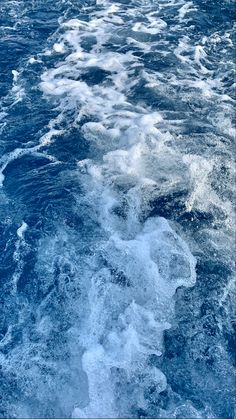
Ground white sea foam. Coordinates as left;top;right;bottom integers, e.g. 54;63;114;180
178;1;197;20
132;18;167;35
16;221;28;239
11;222;29;294
38;2;201;417
10;69;25;105
70;216;196;418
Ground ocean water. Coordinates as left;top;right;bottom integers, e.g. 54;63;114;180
0;0;235;418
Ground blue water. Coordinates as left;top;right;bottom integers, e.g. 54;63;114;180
0;1;235;418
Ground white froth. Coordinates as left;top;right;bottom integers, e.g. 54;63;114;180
53;42;65;53
0;172;5;186
132;18;167;35
70;215;196;418
28;57;40;64
17;221;28;239
178;1;197;20
38;4;201;415
12;70;19;82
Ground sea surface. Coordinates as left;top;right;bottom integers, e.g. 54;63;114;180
0;0;235;418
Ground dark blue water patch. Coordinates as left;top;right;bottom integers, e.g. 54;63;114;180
0;105;57;156
0;241;18;285
146;190;189;220
79;67;112;85
144;162;235;419
177;209;215;231
0;8;58;98
162;322;235;418
42;127;89;164
15;252;38;299
135;51;177;72
161;252;235;418
0;192;24;281
79;35;98;52
196;0;236;26
0;372;23;417
210;164;235;202
196;258;233;290
141;186;225;234
0;38;36;98
128;81;185;113
223;324;236;367
2;155;80;234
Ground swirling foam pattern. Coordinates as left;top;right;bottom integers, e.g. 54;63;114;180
0;0;235;418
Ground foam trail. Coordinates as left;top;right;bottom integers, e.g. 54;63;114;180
16;221;28;239
39;2;198;417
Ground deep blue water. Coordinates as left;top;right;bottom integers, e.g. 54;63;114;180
0;0;235;418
